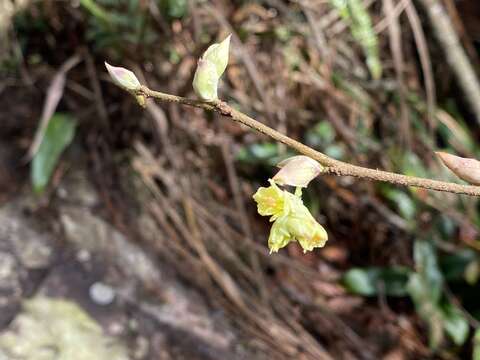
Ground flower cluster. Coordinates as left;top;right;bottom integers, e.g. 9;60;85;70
253;171;328;253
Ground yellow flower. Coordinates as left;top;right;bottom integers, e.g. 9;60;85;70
253;180;328;253
252;179;285;220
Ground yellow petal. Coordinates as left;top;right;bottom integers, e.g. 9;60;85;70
285;197;328;252
252;180;285;219
268;216;292;253
294;218;328;253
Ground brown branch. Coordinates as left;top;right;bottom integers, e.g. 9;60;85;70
136;85;480;197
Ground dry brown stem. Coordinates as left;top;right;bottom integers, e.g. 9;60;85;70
418;0;480;125
136;85;480;197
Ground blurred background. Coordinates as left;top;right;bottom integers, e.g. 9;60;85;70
1;0;480;359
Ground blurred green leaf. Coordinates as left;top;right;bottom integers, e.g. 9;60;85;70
440;249;476;282
435;213;457;239
305;121;346;159
274;26;292;42
343;267;411;297
305;121;335;147
324;144;345;159
282;44;302;70
236;142;293;167
160;0;188;19
441;302;469;346
407;273;444;349
401;152;429;179
407;241;445;349
382;188;416;221
80;0;114;24
413;241;443;303
31;114;76;194
237;142;277;161
330;0;382;79
474;329;480;360
465;260;480;285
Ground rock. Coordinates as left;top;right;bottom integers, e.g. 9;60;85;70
0;204;53;269
0;201;56;328
0;251;21;308
0;296;129;360
59;206;163;286
89;282;116;306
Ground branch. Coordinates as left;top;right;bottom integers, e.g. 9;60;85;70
137;85;480;197
418;0;480;125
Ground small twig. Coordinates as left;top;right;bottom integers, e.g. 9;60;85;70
404;0;437;132
220;139;268;303
384;0;410;147
135;85;480;197
26;54;82;160
418;0;480;126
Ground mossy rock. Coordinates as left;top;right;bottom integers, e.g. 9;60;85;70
0;297;129;360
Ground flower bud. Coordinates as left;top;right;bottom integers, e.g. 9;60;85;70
203;34;231;77
192;59;219;101
192;34;231;101
135;94;146;108
273;155;323;187
105;62;141;91
436;151;480;185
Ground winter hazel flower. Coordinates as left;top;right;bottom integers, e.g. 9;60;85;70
253;180;328;253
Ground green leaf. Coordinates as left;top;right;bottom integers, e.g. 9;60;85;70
160;0;188;19
80;0;114;24
236;142;290;167
382;188;416;221
441;302;469;346
407;241;445;349
407;273;444;349
474;329;480;360
343;267;411;297
413;241;443;304
31;114;76;194
439;249;476;281
305;121;336;147
329;0;382;79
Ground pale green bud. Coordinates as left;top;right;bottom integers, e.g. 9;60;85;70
192;34;231;101
253;180;328;253
192;59;219;101
105;62;141;91
203;34;231;77
273;155;323;187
